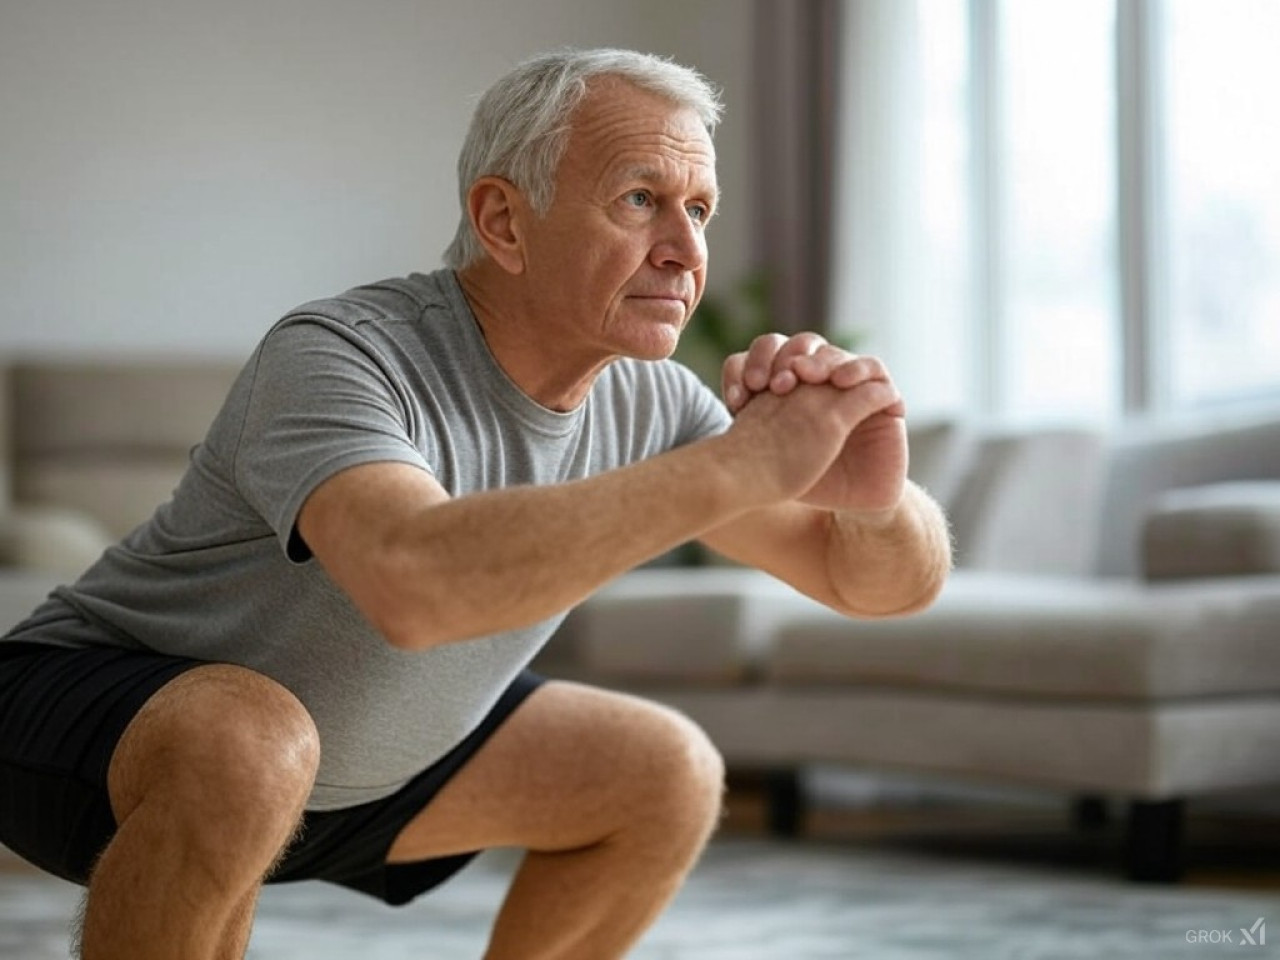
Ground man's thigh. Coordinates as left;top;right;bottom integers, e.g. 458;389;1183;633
386;680;725;864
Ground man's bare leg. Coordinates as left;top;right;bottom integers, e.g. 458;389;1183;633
79;665;320;960
387;681;726;959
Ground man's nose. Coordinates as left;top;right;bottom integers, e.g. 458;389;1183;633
650;208;707;272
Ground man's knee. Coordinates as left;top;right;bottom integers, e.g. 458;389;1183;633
628;701;725;835
109;664;320;846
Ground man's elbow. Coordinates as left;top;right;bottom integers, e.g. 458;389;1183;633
367;571;490;651
834;561;950;620
345;552;463;651
837;519;953;619
883;561;950;617
377;613;452;651
885;521;953;617
369;572;530;651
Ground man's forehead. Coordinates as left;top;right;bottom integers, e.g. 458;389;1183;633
565;83;717;185
570;79;712;148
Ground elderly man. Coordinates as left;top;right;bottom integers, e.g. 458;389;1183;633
0;48;950;959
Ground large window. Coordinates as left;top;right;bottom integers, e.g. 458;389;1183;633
838;0;1280;422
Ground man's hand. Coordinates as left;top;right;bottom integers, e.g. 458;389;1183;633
702;333;948;620
720;334;909;514
721;333;903;415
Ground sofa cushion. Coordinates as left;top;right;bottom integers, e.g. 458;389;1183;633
1143;482;1280;580
574;567;827;684
9;360;241;539
904;418;974;510
767;571;1280;700
15;458;192;540
0;505;112;576
0;571;62;633
11;361;239;457
945;427;1107;576
1096;412;1280;577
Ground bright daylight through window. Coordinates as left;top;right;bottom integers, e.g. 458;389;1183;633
879;0;1280;421
998;0;1117;420
1165;0;1280;408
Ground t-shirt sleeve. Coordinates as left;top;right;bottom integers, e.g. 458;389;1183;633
232;318;433;562
668;361;734;446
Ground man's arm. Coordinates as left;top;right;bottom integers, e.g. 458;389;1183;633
297;375;898;650
697;480;952;618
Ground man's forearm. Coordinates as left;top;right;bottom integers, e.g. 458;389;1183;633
822;482;952;618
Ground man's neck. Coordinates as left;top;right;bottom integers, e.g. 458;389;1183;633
456;266;612;413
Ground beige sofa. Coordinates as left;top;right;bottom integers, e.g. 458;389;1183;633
4;357;1280;883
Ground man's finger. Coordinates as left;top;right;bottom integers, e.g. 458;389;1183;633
721;352;749;412
765;333;828;393
828;354;890;390
788;352;892;391
788;346;861;385
828;376;906;427
741;334;790;392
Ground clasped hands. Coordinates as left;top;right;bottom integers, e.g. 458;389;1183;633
720;333;909;515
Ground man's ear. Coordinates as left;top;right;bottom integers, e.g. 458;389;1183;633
467;176;527;275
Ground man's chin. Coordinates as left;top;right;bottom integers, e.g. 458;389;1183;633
613;318;683;362
634;329;683;362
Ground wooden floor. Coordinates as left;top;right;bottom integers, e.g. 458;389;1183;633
719;772;1280;891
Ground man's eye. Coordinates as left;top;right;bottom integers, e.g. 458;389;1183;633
687;204;709;223
625;191;650;208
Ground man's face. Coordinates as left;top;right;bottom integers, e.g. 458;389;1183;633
520;79;718;364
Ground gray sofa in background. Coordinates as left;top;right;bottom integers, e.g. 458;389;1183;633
4;356;1280;882
541;411;1280;882
0;358;241;627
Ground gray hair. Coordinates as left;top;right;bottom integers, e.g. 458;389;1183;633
442;48;723;270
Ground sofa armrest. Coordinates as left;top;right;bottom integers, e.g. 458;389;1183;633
0;504;113;578
1142;481;1280;580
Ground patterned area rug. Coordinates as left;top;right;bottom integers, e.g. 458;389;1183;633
3;836;1278;959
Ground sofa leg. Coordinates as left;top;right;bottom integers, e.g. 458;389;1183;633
1071;794;1110;831
1124;799;1185;882
765;768;805;838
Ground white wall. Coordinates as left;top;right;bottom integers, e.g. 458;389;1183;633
0;0;753;359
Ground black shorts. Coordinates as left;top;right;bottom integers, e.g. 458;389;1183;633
0;638;543;907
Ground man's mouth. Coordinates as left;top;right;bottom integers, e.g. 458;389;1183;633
627;293;688;309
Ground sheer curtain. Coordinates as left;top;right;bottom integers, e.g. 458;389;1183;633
828;0;973;418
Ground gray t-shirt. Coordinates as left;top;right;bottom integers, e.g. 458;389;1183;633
24;269;731;810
